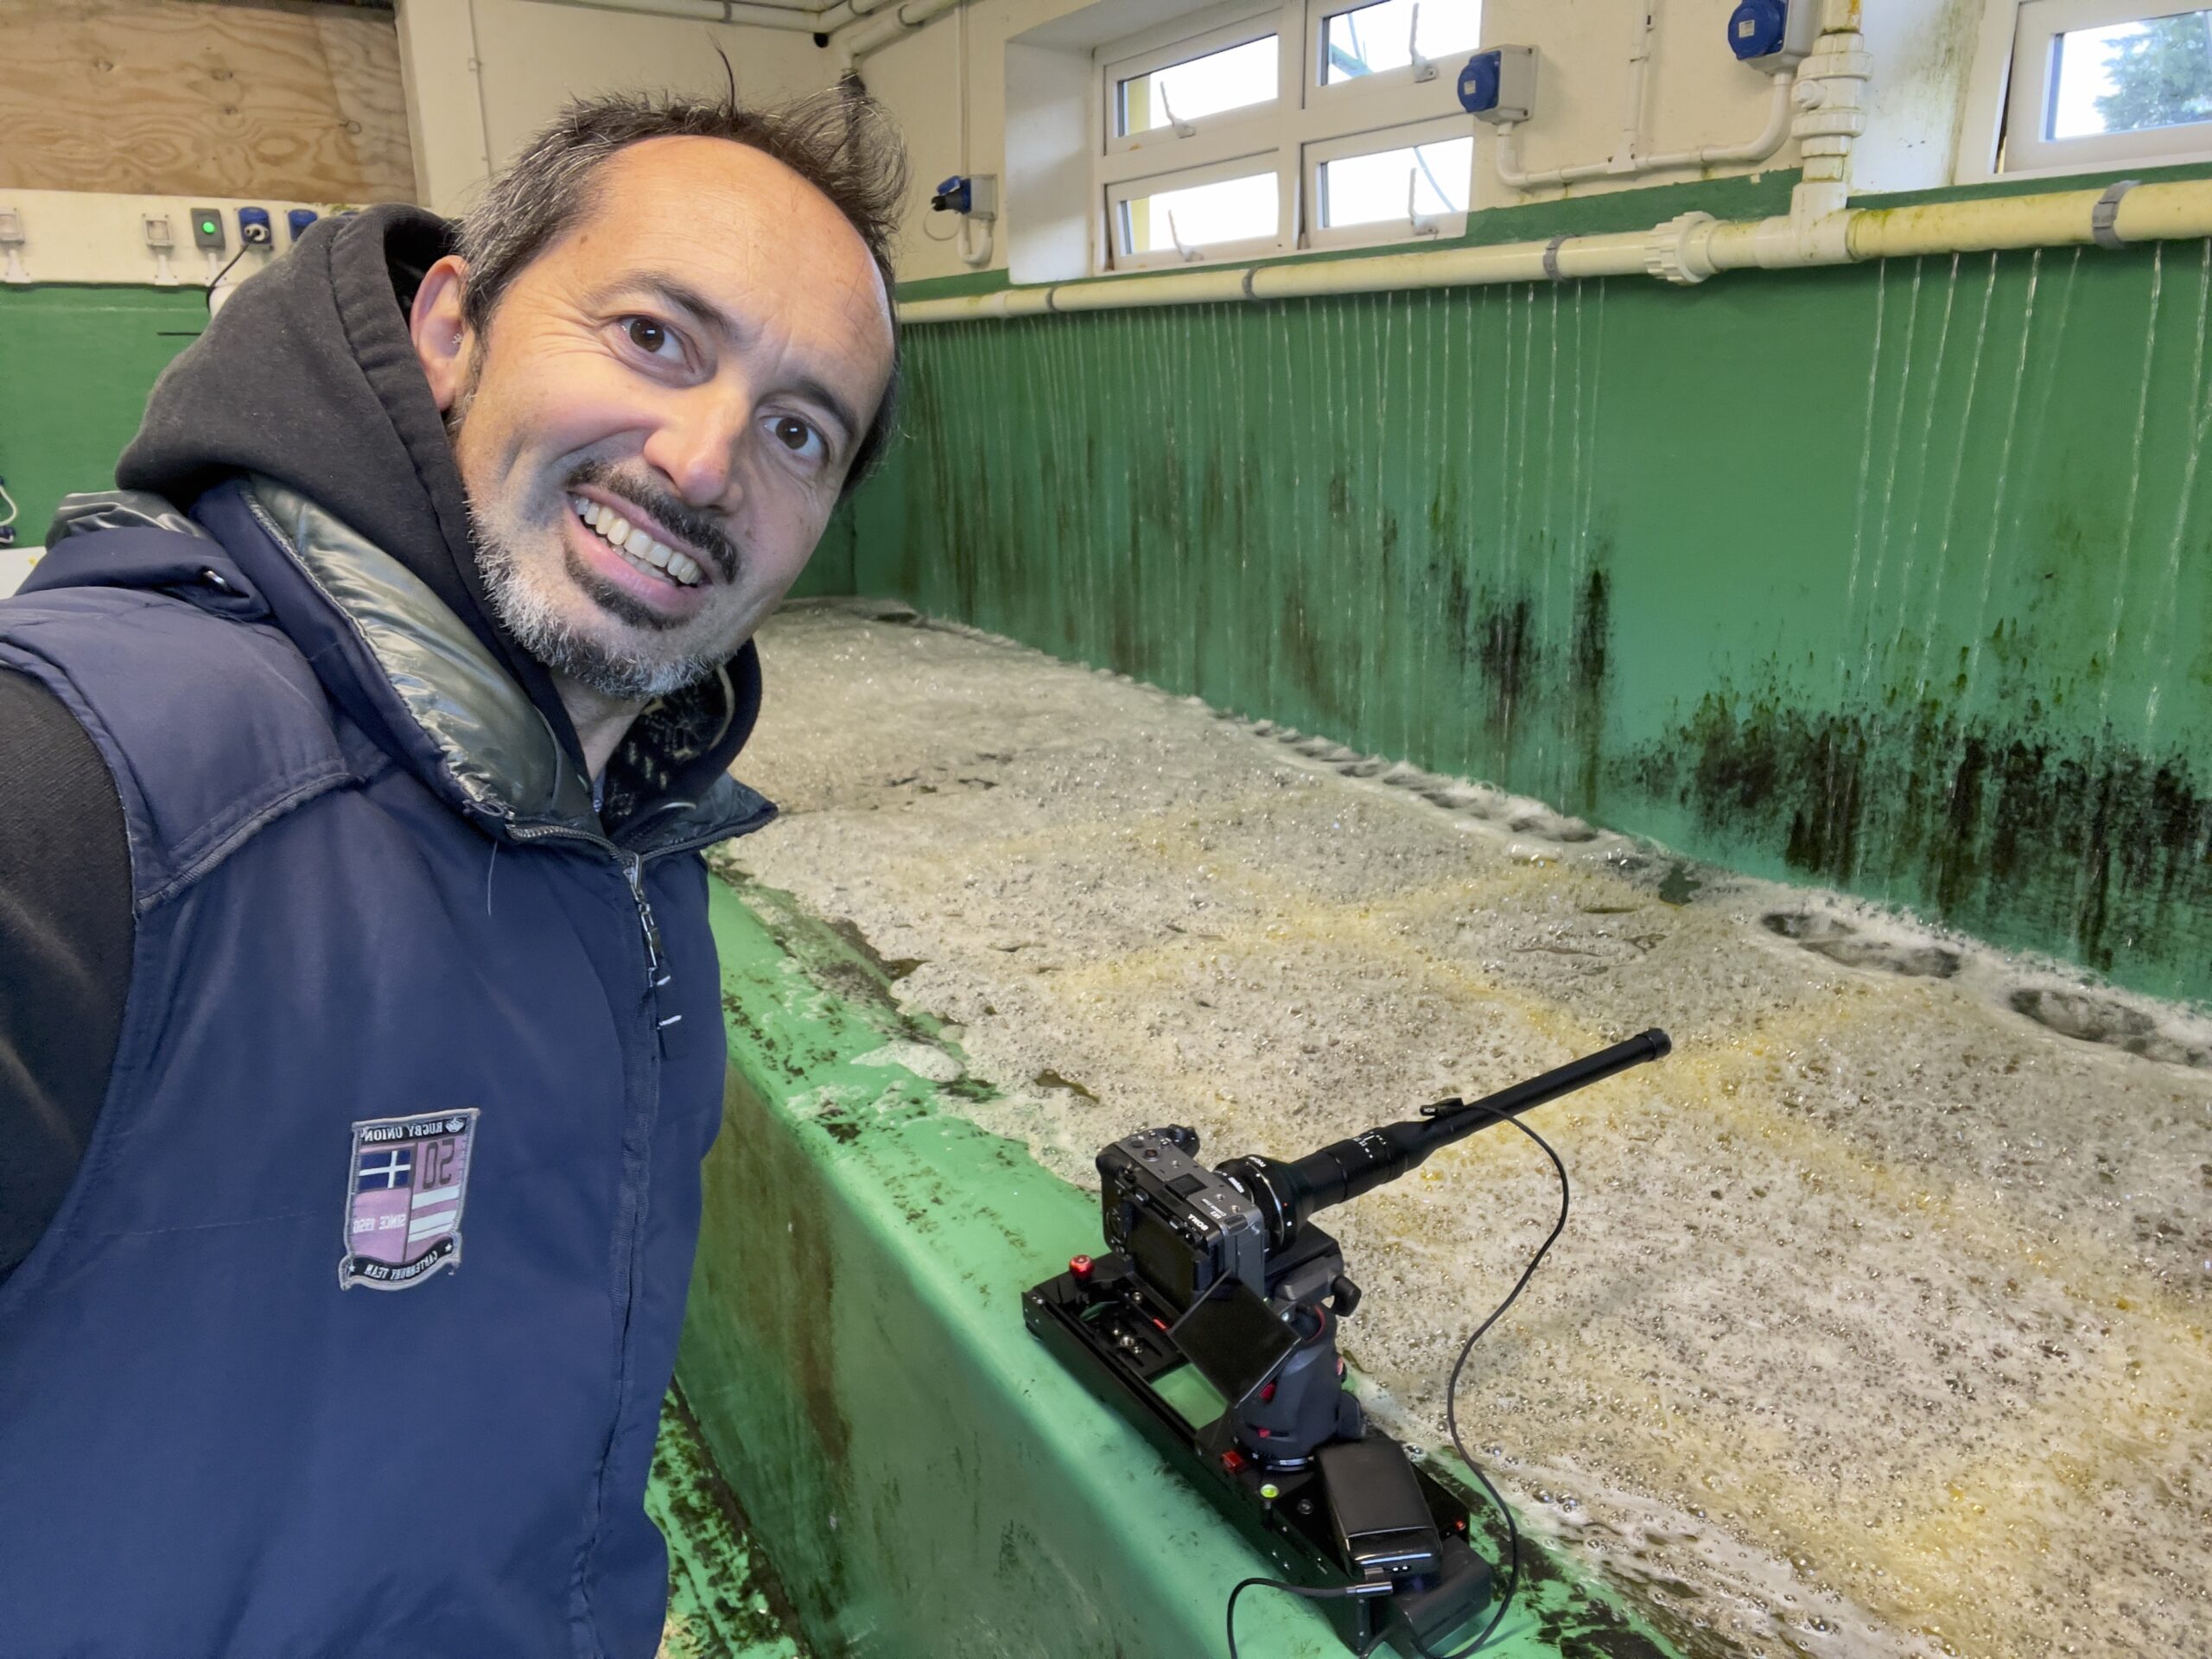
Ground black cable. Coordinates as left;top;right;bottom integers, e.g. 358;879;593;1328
1224;1575;1391;1659
203;245;249;310
1216;1111;1573;1658
1397;1109;1572;1659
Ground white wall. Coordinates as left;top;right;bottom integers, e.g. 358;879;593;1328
704;0;1987;285
0;189;346;286
396;0;834;217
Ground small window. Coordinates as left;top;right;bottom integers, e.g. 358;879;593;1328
1320;0;1483;85
1119;35;1281;137
2047;9;2212;137
1091;0;1478;272
2002;0;2212;173
1117;168;1281;260
1318;134;1473;227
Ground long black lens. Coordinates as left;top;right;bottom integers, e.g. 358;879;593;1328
1224;1031;1670;1243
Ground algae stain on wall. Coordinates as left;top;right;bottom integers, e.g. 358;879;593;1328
862;241;2212;1003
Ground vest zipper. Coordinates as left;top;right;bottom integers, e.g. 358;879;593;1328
623;855;664;989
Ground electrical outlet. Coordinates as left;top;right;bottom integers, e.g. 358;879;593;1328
238;207;272;246
0;208;23;247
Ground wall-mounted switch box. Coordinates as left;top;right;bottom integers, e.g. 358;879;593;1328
1458;46;1536;124
1726;0;1818;68
288;207;320;241
0;208;26;284
930;174;999;222
191;209;226;251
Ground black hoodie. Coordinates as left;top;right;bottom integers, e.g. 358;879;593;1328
3;203;763;1277
119;205;587;761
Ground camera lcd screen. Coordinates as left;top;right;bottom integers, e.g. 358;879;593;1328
1170;1276;1300;1408
1125;1205;1198;1309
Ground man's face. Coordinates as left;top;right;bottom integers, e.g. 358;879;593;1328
415;137;894;704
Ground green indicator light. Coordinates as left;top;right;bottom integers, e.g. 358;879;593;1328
200;219;217;234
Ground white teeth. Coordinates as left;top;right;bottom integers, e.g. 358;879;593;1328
572;495;703;587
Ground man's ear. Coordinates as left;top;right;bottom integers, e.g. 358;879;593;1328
410;254;474;413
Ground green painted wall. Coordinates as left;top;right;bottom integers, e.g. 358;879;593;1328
859;202;2212;1007
0;287;206;543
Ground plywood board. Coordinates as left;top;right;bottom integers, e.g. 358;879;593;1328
0;0;414;203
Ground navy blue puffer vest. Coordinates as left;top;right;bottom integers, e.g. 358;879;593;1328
0;478;772;1657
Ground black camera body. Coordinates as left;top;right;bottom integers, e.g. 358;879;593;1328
1098;1126;1268;1313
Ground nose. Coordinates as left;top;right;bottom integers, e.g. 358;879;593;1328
640;384;747;512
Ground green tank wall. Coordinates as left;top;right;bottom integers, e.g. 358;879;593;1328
855;173;2212;1007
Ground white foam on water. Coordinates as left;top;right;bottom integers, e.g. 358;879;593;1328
719;602;2212;1659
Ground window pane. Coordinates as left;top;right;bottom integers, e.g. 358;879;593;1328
1120;36;1278;136
2048;10;2212;138
1122;170;1280;255
1322;0;1482;84
1319;136;1474;227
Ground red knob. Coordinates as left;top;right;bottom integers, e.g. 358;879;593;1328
1070;1255;1093;1281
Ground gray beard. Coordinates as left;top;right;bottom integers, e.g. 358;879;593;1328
468;508;725;704
447;386;723;704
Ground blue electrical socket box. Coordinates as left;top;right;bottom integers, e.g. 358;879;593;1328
931;175;972;215
1457;45;1535;124
288;208;319;241
237;207;272;245
1727;0;1815;65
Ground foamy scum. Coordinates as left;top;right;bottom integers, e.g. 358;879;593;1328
720;601;2212;1659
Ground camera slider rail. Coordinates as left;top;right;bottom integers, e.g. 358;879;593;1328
1024;1250;1493;1655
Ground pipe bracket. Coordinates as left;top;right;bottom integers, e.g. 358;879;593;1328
1542;234;1569;282
2092;179;2139;250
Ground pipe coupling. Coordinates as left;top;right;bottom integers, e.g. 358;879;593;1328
1646;212;1719;285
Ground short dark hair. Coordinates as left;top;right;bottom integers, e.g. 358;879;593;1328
455;81;907;493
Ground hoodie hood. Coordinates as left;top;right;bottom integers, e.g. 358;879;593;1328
112;202;765;819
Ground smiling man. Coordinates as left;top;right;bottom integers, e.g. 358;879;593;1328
0;88;902;1656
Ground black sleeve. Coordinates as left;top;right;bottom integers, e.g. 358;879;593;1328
0;669;134;1281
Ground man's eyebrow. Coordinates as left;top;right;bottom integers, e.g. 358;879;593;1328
603;272;864;455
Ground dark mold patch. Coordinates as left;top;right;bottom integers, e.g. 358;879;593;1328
1623;693;2212;1001
1760;912;1962;979
1655;861;1704;906
652;1385;818;1655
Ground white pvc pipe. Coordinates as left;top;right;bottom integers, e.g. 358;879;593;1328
522;0;826;30
1497;67;1796;191
834;0;968;66
895;180;2212;325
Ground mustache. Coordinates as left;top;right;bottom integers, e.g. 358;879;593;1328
564;459;741;583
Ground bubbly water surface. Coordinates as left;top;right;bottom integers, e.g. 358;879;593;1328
721;601;2212;1659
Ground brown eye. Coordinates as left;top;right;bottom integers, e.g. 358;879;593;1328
625;317;669;354
773;416;822;458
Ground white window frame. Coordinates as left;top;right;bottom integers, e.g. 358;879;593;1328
1107;151;1292;271
1957;0;2212;181
1311;0;1484;106
1104;8;1287;156
1091;0;1478;273
1303;112;1474;249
